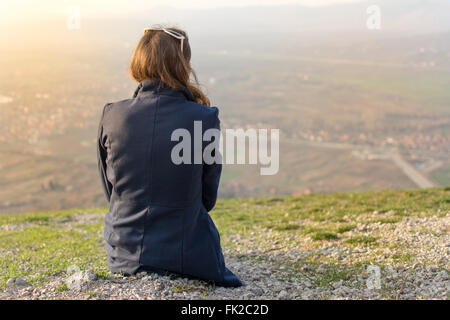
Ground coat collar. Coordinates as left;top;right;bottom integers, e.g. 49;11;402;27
133;79;196;102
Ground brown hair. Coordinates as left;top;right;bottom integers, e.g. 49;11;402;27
129;25;210;106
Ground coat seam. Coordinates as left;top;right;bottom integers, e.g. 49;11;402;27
138;207;149;267
148;96;160;204
139;96;160;266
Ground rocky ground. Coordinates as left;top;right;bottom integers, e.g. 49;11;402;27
0;189;449;300
1;216;449;300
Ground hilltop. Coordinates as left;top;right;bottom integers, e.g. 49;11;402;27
0;187;448;300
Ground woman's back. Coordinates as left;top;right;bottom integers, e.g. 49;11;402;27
98;79;241;287
100;80;217;206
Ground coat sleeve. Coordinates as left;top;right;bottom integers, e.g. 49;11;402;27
97;104;112;203
202;107;222;212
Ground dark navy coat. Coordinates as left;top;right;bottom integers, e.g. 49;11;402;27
97;79;242;287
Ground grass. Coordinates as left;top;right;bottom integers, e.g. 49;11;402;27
314;267;353;288
311;232;338;241
0;187;448;289
172;281;209;296
345;236;379;246
56;283;69;292
215;187;449;238
373;217;402;224
337;224;356;233
392;253;415;263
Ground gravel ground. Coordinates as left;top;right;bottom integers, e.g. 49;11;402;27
1;214;448;300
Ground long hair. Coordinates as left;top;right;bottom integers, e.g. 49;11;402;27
129;25;210;106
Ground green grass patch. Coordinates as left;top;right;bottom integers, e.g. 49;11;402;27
314;267;353;288
392;253;414;263
311;232;338;241
337;224;356;233
345;236;379;246
372;217;402;224
273;224;301;231
0;207;106;227
0;225;108;288
56;282;69;292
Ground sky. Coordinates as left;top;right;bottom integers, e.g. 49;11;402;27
0;0;365;23
2;0;448;41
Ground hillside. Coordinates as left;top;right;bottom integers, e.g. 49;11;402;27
2;28;450;214
0;188;448;300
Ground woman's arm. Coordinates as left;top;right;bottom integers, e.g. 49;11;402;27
202;108;222;211
97;104;113;203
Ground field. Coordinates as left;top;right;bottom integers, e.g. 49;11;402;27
1;33;449;212
0;187;448;299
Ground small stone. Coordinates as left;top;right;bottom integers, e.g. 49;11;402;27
277;290;288;299
317;265;326;273
426;266;437;273
332;280;343;289
300;265;311;272
5;278;16;287
250;287;264;296
66;269;97;290
6;277;31;288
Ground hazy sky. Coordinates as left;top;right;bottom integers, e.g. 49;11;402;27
0;0;364;23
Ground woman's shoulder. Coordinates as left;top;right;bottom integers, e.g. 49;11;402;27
183;101;220;120
100;98;220;127
100;98;129;115
182;102;220;129
102;97;134;111
100;96;149;120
